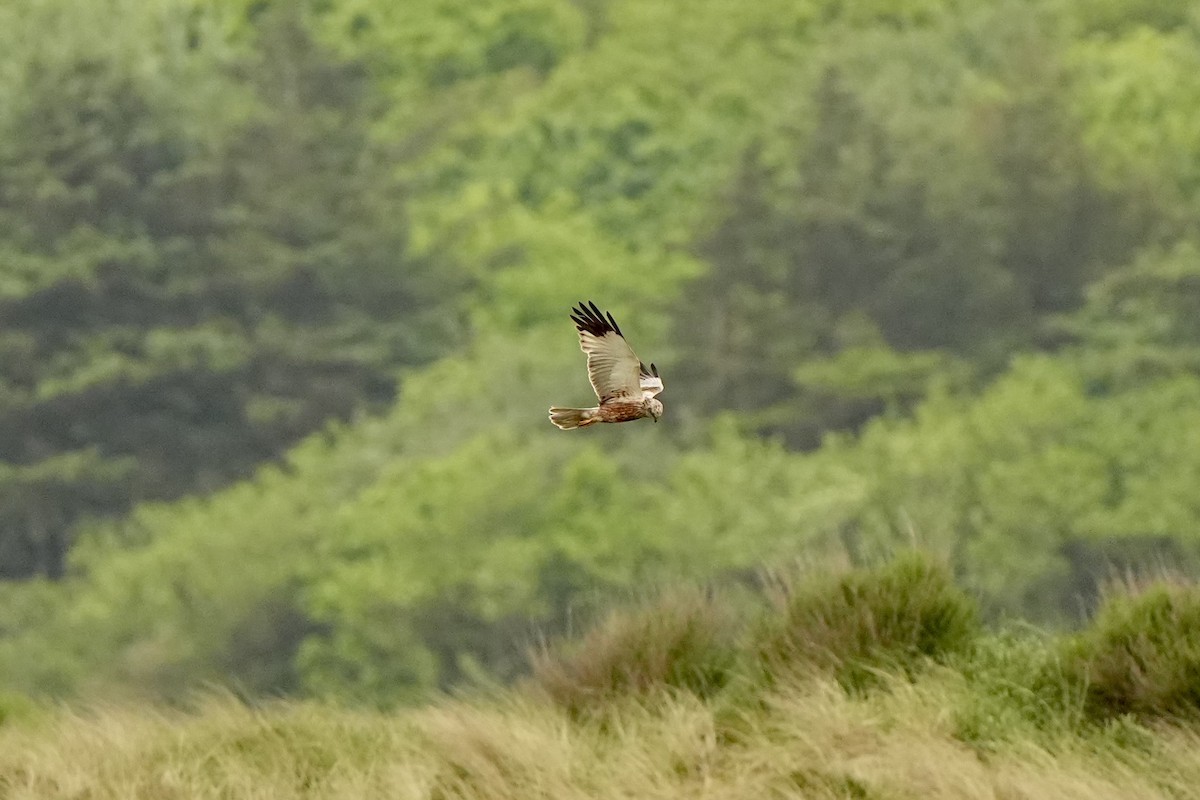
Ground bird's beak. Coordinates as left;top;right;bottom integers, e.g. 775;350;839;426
653;416;658;423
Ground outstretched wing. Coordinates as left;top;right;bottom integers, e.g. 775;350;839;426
570;301;643;403
639;361;663;398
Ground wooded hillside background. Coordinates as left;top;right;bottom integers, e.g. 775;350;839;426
2;0;1199;706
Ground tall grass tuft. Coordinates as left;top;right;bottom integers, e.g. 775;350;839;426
1062;578;1200;721
529;586;739;716
755;553;979;691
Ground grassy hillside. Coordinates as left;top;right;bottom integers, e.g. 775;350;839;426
6;556;1200;799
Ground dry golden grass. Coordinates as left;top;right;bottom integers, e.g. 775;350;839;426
530;585;738;717
8;562;1200;798
4;675;1200;800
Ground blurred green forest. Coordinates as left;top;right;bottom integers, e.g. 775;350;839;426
2;0;1200;706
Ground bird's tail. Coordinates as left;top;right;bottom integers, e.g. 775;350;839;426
549;407;599;430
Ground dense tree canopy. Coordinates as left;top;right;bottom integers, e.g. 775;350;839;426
0;4;468;578
2;0;1200;706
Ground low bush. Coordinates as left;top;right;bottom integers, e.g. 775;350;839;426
529;586;739;716
755;553;980;691
1062;580;1200;721
951;628;1086;746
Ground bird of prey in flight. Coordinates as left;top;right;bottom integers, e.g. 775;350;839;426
549;301;664;430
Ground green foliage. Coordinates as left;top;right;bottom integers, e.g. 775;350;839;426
1063;581;1200;721
0;451;135;578
1068;0;1199;33
314;0;584;88
0;692;36;728
3;0;1200;710
666;0;1157;444
1062;241;1200;383
950;629;1085;747
755;554;979;690
530;586;738;716
273;421;848;703
798;332;1200;622
1070;26;1200;236
0;2;467;578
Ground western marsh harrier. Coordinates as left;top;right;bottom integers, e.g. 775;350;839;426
549;301;663;429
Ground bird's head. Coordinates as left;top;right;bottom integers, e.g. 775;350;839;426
646;397;664;422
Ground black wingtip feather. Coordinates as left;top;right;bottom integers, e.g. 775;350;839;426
638;360;663;380
570;300;625;339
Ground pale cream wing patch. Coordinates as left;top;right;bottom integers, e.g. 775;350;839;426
579;330;642;402
570;301;645;403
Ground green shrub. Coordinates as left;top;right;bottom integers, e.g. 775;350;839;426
529;587;739;716
951;628;1086;747
1063;581;1200;721
755;554;979;691
0;692;37;727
